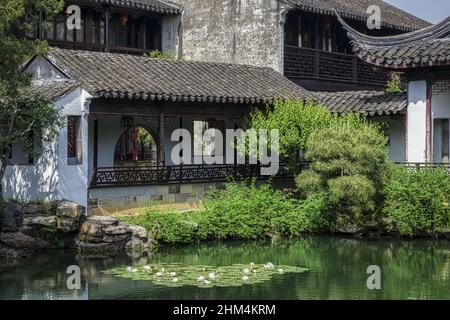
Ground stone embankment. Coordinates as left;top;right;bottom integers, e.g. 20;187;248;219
0;200;151;259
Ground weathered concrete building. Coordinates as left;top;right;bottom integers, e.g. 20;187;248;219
171;0;429;91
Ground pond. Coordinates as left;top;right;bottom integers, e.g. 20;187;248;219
1;236;450;300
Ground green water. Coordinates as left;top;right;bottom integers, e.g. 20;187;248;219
1;236;450;300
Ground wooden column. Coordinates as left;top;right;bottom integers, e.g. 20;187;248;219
157;107;165;167
141;18;146;50
314;18;320;79
443;119;450;163
85;11;93;45
93;118;99;168
425;81;433;163
105;7;110;52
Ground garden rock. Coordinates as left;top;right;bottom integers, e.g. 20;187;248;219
22;204;47;215
0;232;49;250
0;203;23;233
126;225;151;252
23;215;57;229
76;216;150;254
56;200;85;232
76;216;132;252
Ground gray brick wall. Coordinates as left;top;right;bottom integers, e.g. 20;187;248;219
432;81;450;96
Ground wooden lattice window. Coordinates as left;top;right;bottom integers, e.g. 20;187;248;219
67;116;82;164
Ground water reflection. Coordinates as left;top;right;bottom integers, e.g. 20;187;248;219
1;236;449;300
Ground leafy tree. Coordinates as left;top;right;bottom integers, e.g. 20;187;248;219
246;99;337;171
0;0;64;198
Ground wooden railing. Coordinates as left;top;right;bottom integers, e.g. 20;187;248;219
397;162;450;171
89;163;296;187
284;46;388;87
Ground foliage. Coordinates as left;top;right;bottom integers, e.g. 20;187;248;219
246;100;337;170
103;262;307;288
146;50;177;60
121;207;201;244
0;0;64;197
122;182;329;244
383;166;450;236
386;74;405;93
199;182;328;239
296;116;389;223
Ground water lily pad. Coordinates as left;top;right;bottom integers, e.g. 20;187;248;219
102;263;308;288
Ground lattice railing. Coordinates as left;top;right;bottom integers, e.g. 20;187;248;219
284;46;388;86
90;163;295;187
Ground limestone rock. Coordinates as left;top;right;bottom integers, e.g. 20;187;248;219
0;232;50;250
129;225;147;239
23;215;57;228
56;200;85;232
76;216;150;254
126;225;151;252
22;204;46;215
0;203;23;233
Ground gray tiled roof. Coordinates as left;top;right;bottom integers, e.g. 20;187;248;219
287;0;430;32
318;90;407;116
43;47;313;104
30;80;80;102
337;14;450;69
85;0;181;14
355;39;450;69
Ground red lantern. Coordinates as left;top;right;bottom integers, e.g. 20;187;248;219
120;14;128;25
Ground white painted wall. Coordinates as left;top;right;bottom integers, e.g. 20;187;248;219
57;88;92;207
388;117;406;163
2;87;92;207
431;82;450;162
406;80;428;163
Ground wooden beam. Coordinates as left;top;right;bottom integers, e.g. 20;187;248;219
443;119;449;163
105;6;110;52
157;107;165;167
93;118;98;168
425;81;433;163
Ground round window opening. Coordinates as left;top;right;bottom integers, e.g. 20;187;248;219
114;126;157;167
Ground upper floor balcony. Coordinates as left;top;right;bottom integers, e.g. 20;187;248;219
284;45;389;91
283;11;398;91
22;1;180;55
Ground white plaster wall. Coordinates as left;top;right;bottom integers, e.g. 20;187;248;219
388;117;406;163
432;87;450;119
372;116;406;163
2;87;92;207
406;80;428;163
431;83;450;162
57;88;92;207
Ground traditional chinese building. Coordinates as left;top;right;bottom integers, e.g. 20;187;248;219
337;14;450;164
3;0;435;213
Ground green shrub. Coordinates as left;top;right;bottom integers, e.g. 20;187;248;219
122;182;329;244
146;50;176;60
121;207;201;244
271;194;330;236
383;166;450;236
